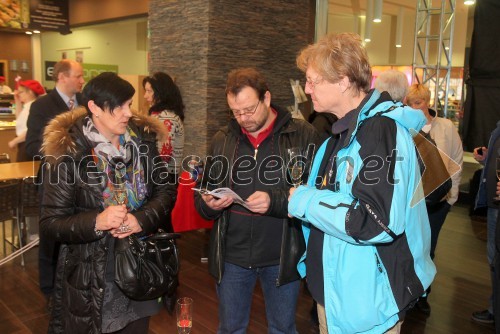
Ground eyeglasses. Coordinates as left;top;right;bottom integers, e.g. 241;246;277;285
230;100;260;117
305;76;323;90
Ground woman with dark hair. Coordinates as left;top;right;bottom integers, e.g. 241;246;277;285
40;72;177;333
143;72;185;175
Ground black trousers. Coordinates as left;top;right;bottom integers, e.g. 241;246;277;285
38;233;60;296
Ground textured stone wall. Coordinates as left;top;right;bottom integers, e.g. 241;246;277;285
149;0;315;157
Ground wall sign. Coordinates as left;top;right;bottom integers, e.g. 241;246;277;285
45;61;119;82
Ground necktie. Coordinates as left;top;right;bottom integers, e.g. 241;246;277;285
68;98;75;110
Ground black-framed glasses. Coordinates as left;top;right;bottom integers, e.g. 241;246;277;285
230;100;260;118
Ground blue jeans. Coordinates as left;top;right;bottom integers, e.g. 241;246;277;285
216;262;300;334
487;207;498;313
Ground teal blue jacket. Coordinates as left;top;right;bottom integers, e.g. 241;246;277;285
289;90;436;333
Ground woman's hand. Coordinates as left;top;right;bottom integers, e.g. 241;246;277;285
110;213;143;238
95;205;128;232
8;138;17;149
473;146;488;163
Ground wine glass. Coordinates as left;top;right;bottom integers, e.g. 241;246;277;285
495;158;500;201
287;147;305;187
113;182;131;234
176;297;193;334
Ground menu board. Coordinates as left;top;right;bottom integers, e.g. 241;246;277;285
29;0;69;33
0;0;69;33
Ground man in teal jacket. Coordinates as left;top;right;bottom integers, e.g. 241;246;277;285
288;33;436;333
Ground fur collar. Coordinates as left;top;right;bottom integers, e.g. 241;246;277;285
41;107;168;160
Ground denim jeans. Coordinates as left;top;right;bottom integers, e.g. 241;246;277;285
487;207;498;313
216;262;300;334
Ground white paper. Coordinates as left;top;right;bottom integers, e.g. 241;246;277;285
192;187;250;209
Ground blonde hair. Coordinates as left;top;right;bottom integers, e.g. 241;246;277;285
406;83;431;104
296;32;372;94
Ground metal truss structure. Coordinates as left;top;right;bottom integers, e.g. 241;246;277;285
412;0;456;118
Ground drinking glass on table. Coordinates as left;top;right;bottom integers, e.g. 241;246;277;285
176;297;193;334
113;182;131;234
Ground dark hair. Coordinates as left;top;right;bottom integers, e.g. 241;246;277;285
82;72;135;116
142;72;185;121
225;68;269;101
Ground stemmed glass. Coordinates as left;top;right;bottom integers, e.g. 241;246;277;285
114;182;131;234
287;147;305;187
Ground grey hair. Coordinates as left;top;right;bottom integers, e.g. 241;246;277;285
374;70;409;102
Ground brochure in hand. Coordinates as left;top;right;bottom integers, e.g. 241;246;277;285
192;187;250;209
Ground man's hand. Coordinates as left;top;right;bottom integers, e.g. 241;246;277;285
245;191;271;214
473;146;488;163
202;194;234;211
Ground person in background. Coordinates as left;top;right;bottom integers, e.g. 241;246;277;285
405;84;463;315
143;71;185;313
288;32;436;333
374;69;409;102
25;59;84;308
143;72;185;175
40;72;177;333
26;59;84;159
0;76;13;94
195;67;319;333
8;80;45;162
472;121;500;325
308;111;337;143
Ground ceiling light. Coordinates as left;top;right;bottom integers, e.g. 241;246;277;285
365;0;374;42
464;0;475;5
25;31;33;35
395;7;404;48
33;30;40;34
373;0;383;23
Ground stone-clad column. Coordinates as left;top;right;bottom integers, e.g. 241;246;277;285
148;0;315;157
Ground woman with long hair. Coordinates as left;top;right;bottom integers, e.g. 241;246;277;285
143;72;185;175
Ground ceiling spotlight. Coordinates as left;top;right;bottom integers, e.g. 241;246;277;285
25;31;33;35
373;0;383;23
33;30;40;34
464;0;475;5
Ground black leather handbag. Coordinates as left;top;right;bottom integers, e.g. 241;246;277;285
114;230;180;301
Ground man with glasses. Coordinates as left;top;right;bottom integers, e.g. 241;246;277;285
195;67;319;333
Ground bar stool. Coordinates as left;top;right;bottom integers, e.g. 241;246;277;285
20;176;40;242
0;180;23;266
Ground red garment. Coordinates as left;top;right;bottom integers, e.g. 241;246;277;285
241;108;277;148
171;171;213;232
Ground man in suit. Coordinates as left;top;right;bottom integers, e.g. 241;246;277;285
25;59;84;303
26;59;84;159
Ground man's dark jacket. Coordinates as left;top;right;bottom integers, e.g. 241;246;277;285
26;88;83;159
195;105;320;286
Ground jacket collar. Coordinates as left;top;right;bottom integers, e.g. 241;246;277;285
41;107;168;162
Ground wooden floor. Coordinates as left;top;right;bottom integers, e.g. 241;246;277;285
0;204;495;333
